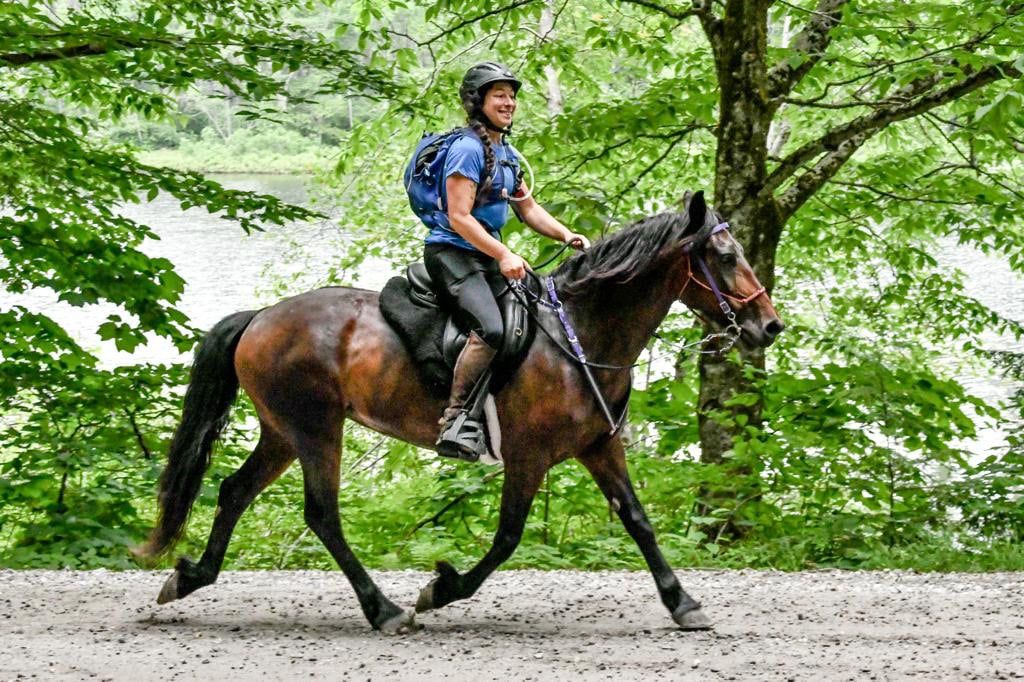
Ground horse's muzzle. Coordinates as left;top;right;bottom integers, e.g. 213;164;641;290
740;315;784;348
764;317;784;341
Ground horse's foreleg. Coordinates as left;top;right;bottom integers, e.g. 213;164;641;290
415;463;544;613
579;437;712;630
296;433;418;634
157;427;294;604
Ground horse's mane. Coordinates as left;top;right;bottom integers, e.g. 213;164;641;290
552;210;695;297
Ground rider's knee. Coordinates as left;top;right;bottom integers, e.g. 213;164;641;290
476;323;503;349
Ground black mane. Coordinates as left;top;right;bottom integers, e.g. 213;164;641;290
552;211;695;297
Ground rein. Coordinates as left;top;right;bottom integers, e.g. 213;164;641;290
505;275;631;435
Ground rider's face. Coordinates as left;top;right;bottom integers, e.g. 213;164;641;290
481;82;517;129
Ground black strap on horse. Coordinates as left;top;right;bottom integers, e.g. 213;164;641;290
499;244;640;370
501;258;632;436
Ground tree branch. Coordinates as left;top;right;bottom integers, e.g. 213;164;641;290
125;408;153;459
612;128;695;204
614;0;721;55
775;132;867;223
420;0;540;45
695;0;723;57
825;179;973;206
409;470;505;534
779;95;889;109
776;8;1023;107
766;0;848;102
553;123;712;185
615;0;702;21
921;114;1024;203
0;40;139;67
765;59;1022;197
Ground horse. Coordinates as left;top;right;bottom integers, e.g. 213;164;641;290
134;190;783;633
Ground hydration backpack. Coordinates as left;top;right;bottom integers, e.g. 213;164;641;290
404;128;522;229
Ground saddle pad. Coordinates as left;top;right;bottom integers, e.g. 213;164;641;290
379;276;450;397
378;269;537;399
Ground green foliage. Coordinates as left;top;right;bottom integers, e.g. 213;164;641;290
0;0;395;567
3;0;1024;574
140;127;334;174
0;362;180;568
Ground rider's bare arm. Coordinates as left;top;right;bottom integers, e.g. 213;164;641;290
446;174;527;279
512;194;590;250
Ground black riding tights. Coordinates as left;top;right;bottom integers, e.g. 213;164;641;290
424;243;504;349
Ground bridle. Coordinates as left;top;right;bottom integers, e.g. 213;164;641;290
505;220;768;435
679;221;766;348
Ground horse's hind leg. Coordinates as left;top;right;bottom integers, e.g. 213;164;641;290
415;461;544;613
579;437;711;630
295;428;418;634
157;424;294;604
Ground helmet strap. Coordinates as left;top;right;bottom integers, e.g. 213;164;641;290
483;118;512;135
473;108;512;136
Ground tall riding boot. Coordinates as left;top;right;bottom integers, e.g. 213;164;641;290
437;331;498;461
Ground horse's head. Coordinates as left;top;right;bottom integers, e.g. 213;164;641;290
676;191;784;349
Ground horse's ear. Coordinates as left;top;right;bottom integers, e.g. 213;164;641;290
682;190;706;236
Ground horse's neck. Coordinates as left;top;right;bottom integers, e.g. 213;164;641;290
557;259;684;368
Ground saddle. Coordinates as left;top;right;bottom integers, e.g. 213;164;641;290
378;262;537;399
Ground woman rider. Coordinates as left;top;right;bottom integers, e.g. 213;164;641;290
425;61;590;460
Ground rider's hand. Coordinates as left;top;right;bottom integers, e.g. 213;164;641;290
565;232;591;251
498;250;529;280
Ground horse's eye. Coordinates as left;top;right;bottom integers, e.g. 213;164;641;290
720;253;737;267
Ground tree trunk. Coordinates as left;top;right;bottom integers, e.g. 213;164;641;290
694;0;784;536
700;0;776;459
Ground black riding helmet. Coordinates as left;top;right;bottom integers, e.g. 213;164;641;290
460;61;522;131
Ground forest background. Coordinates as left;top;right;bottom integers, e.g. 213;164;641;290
2;0;1023;572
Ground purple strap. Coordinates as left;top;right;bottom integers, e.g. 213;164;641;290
684;222;730;253
544;276;625;433
546;276;587;361
688;221;734;315
697;258;732;314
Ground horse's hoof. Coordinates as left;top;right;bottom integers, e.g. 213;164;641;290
415;579;437;613
378;610;421;635
156;571;180;605
673;606;713;631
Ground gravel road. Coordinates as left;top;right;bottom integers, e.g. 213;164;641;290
1;568;1022;680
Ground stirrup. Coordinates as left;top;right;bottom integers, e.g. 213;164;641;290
436;411;487;461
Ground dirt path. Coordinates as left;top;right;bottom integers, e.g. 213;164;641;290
2;569;1022;680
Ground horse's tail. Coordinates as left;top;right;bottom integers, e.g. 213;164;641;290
134;309;259;560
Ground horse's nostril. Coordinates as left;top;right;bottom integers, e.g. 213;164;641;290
764;319;784;338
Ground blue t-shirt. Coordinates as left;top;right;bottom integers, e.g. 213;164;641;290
423;134;519;252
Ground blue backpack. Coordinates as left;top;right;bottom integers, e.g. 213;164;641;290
404;128;521;229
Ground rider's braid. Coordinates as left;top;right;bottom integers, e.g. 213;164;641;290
466;118;496;206
461;86;497;207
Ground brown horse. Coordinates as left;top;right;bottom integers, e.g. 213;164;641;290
136;191;783;633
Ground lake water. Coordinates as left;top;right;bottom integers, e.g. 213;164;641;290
3;174;1021;451
1;175;392;367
